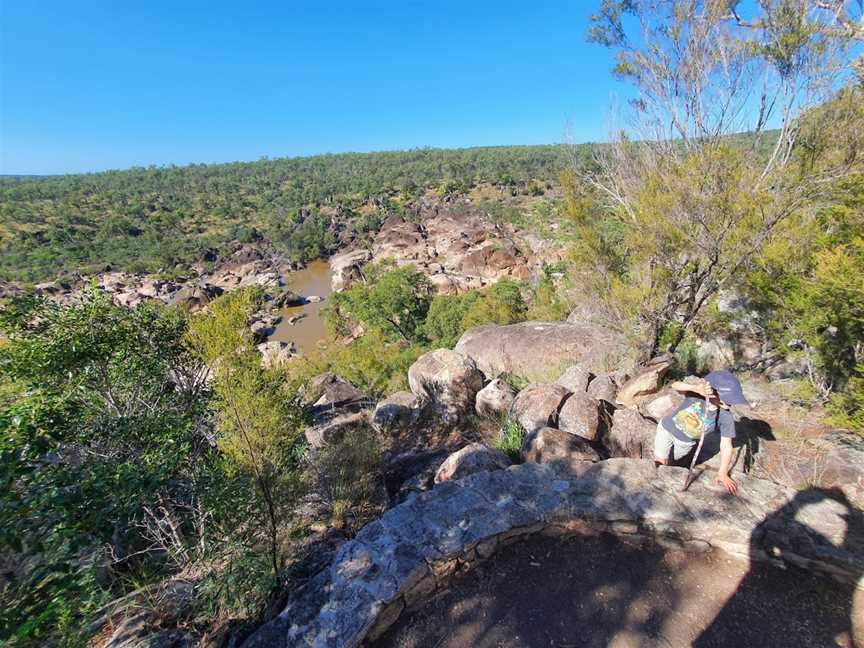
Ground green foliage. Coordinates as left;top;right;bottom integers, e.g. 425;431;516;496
526;265;569;321
424;292;481;348
461;280;528;329
0;146;569;283
309;425;381;529
326;261;433;343
296;329;423;399
0;291;209;646
186;288;305;578
746;174;864;430
496;418;525;462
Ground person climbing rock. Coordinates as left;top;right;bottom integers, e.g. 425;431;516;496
653;369;749;494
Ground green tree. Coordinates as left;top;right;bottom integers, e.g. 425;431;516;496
0;291;208;646
325;261;433;343
746;174;864;428
186;288;304;579
461;280;528;329
575;0;863;358
425;292;481;347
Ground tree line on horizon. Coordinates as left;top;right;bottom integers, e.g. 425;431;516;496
0;145;574;283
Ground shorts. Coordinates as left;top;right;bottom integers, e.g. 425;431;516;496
653;421;697;461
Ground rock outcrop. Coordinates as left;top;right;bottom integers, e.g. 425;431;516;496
640;389;685;421
455;321;626;382
615;355;674;408
604;408;657;459
556;365;593;393
434;443;511;484
304;374;374;449
510;383;570;434
372;392;422;435
474;378;515;419
329;248;372;292
241;460;864;647
353;203;548;297
557;392;601;441
586;372;618;403
521;427;600;474
407;349;484;422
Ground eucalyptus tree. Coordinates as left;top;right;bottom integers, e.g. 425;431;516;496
572;0;864;358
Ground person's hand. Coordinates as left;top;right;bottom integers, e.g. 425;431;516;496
696;378;715;398
716;474;738;495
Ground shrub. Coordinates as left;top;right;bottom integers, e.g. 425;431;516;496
496;418;526;462
461;280;527;329
309;425;381;530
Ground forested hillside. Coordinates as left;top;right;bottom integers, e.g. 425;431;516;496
0;145;574;283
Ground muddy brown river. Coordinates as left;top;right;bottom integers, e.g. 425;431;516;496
270;259;333;354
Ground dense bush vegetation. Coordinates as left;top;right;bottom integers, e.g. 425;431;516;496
0;146;575;283
0;292;212;645
0;289;316;646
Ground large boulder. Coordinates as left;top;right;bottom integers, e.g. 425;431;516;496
556;365;592;393
171;284;223;312
304;411;370;450
434;443;511;484
475;379;515;419
329;249;372;292
510;383;570;434
615;355;674;408
454;321;627;382
557;392;601;441
604;408;657;459
372;391;421;435
304;374;374;449
640;389;685;421
521;427;600;475
306;372;369;410
587;373;618;403
407;349;484;419
372;218;427;261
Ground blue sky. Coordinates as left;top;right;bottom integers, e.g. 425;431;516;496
0;1;627;175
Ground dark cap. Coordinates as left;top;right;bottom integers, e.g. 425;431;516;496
705;370;749;406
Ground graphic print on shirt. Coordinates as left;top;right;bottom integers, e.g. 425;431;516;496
672;401;714;439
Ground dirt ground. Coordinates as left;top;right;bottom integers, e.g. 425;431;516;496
372;534;863;648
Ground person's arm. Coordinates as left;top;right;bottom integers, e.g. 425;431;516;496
669;379;713;398
715;436;738;494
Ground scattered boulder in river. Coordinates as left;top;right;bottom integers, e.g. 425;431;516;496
454;321;627;383
434;443;511;484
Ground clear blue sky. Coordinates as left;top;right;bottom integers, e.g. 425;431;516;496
0;1;627;175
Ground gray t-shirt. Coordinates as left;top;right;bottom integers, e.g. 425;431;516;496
661;396;735;444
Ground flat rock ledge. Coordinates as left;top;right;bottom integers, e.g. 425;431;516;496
242;460;863;648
